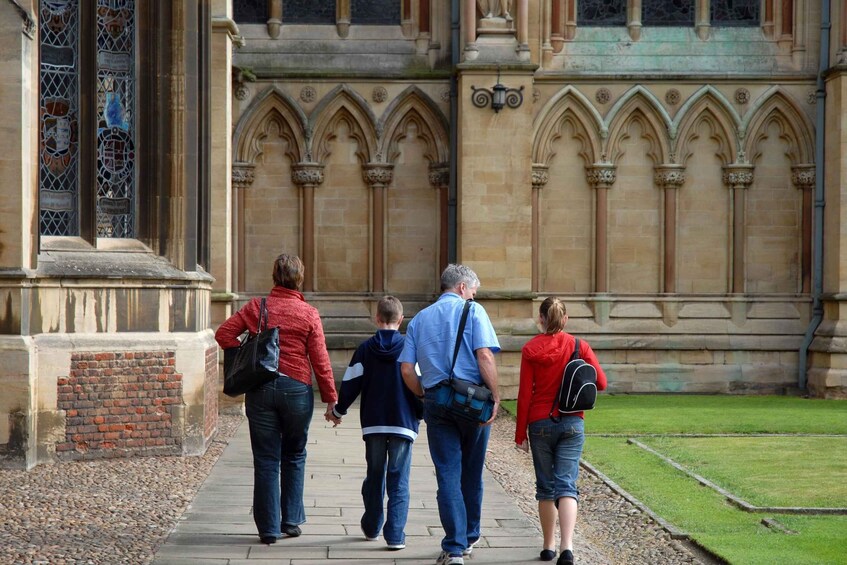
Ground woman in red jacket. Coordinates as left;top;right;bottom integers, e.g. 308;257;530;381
215;253;338;545
515;297;607;565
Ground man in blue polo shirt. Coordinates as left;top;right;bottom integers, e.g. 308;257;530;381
399;264;501;565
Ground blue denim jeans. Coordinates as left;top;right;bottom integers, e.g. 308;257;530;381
528;416;585;503
361;434;413;544
423;389;490;556
245;375;314;538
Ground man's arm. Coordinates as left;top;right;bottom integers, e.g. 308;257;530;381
400;362;424;397
476;347;500;424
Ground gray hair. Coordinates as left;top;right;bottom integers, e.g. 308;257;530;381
440;264;480;292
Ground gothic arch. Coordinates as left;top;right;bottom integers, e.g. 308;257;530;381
605;86;673;135
377;86;449;164
675;95;739;166
742;89;814;165
533;86;603;166
233;86;309;165
310;85;379;165
606;99;670;166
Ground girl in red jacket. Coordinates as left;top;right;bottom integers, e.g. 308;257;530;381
515;297;607;565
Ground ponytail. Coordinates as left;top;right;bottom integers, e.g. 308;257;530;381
539;296;567;334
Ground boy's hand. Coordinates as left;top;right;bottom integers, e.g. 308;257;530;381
324;403;342;427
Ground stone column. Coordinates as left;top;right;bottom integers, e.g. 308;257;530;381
541;0;553;68
464;0;478;60
531;164;549;292
516;0;530;60
792;164;815;294
362;164;394;293
564;0;576;40
551;0;565;51
627;0;642;41
655;165;686;293
291;163;325;292
417;0;432;56
336;0;351;38
722;164;754;293
695;0;710;40
267;0;281;39
763;0;775;38
429;163;450;275
586;164;617;293
232;163;255;292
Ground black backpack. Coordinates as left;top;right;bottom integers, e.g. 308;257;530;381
550;338;598;421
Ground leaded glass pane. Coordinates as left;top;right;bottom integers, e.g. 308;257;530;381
283;0;335;24
351;0;400;25
233;0;266;23
578;0;626;26
643;0;694;26
711;0;759;26
39;0;80;236
96;0;136;238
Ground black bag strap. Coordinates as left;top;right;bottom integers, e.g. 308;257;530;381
550;337;581;422
448;299;472;383
257;298;269;334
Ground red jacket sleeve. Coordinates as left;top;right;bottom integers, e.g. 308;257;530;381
580;340;607;391
515;354;534;445
306;309;338;403
214;299;258;349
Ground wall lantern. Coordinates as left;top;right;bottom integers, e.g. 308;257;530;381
470;67;524;113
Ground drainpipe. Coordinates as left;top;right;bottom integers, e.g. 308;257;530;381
799;0;830;389
448;0;459;263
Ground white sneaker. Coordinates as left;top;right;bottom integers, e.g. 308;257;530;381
435;551;464;565
360;525;380;541
463;539;478;556
386;541;406;550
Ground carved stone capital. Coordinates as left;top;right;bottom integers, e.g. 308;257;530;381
232;163;255;190
722;164;754;189
585;163;617;189
654;165;686;189
532;164;549;189
362;163;394;189
791;164;816;190
291;163;325;187
428;163;449;188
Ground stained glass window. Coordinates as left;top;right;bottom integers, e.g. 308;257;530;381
577;0;626;26
711;0;759;26
283;0;335;24
96;0;136;238
351;0;400;25
233;0;266;23
39;0;80;236
643;0;694;26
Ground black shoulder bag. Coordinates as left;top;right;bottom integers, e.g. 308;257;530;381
223;298;281;397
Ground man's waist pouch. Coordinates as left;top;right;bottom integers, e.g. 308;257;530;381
432;378;494;423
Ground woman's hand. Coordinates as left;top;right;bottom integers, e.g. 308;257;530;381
516;439;529;453
324;402;341;427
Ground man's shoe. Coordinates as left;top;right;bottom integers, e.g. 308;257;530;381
281;525;301;537
557;549;574;565
260;535;277;545
540;549;557;561
386;541;406;550
462;539;478;556
435;550;464;565
360;524;380;541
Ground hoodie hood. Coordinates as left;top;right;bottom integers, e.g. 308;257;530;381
522;332;571;367
367;329;405;361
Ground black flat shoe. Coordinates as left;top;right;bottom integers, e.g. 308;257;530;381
282;525;302;537
540;549;557;561
557;549;574;565
260;536;277;545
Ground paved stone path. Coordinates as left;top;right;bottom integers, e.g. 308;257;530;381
152;403;543;564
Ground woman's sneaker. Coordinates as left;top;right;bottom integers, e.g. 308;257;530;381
435;550;464;564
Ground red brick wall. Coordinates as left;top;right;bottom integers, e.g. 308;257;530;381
204;346;218;439
56;351;183;458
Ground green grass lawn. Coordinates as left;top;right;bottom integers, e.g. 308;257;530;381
501;395;847;565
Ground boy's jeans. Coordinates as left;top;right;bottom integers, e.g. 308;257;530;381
245;376;314;539
361;434;413;544
423;391;490;556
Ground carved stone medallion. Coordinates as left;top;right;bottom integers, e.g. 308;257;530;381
372;86;388;103
734;88;751;105
665;89;681;106
595;88;611;105
300;86;317;104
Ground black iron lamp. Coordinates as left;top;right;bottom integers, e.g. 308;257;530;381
470;67;524;113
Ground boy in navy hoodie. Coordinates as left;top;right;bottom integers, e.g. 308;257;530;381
332;296;422;551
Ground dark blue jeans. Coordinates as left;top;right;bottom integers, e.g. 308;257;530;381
423;389;490;556
245;375;313;539
361;434;413;544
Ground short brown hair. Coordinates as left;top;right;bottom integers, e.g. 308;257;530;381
272;253;304;290
376;295;403;324
539;296;567;334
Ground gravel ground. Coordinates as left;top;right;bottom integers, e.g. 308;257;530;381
0;415;242;565
2;412;708;565
485;414;707;565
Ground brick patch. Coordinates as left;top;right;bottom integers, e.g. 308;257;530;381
204;346;218;439
56;351;183;458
